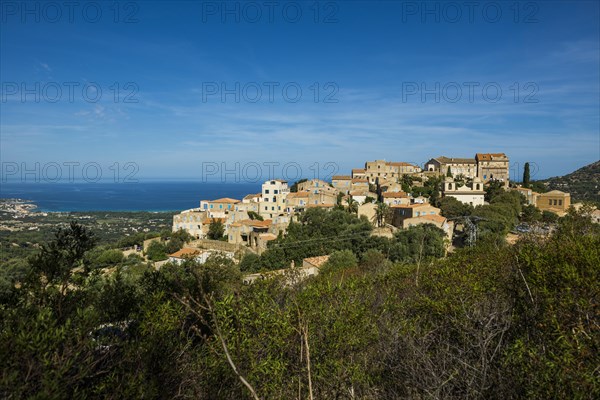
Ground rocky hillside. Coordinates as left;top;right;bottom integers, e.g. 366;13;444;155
539;160;600;204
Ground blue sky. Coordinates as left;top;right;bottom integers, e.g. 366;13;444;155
1;0;599;182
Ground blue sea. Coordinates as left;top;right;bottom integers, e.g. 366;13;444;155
0;182;262;212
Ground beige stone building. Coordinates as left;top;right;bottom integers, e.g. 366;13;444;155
285;191;310;212
351;178;369;191
426;153;510;185
242;193;262;204
351;168;366;179
306;203;336;211
381;182;405;193
199;198;241;218
391;203;441;227
349;190;377;205
365;160;421;184
536;190;571;214
476;153;510;184
297;179;335;194
172;209;207;238
442;177;485;206
382;191;411;206
234;201;260;215
228;219;273;246
511;186;536;205
425;156;478;178
332;175;352;193
285;189;337;213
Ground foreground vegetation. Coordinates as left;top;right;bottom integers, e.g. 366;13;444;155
0;206;598;399
0;210;175;298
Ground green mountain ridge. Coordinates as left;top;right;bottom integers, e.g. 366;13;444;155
539;160;600;204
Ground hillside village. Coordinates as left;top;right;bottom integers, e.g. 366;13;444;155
169;153;590;265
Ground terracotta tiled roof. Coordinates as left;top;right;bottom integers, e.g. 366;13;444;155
352;168;365;173
231;218;272;228
435;156;476;164
259;233;277;241
212;198;240;203
332;175;352;180
169;248;202;258
476;153;507;161
236;219;272;227
352;178;368;183
382;191;408;198
392;203;437;209
303;255;330;268
386;162;418;167
244;193;262;199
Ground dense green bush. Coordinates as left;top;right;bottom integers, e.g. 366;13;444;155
146;240;168;261
1;213;598;399
321;249;358;274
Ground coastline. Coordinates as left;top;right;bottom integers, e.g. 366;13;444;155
0;181;262;213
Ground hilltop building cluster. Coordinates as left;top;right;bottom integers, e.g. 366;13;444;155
173;152;545;252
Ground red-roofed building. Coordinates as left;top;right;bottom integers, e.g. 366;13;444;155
475;153;509;184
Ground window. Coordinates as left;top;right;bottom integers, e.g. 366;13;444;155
271;207;274;211
210;204;213;209
270;181;275;184
272;197;276;202
265;189;269;194
558;200;563;206
264;206;268;210
274;190;278;194
219;205;223;209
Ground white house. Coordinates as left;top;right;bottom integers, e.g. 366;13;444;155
442;177;485;206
